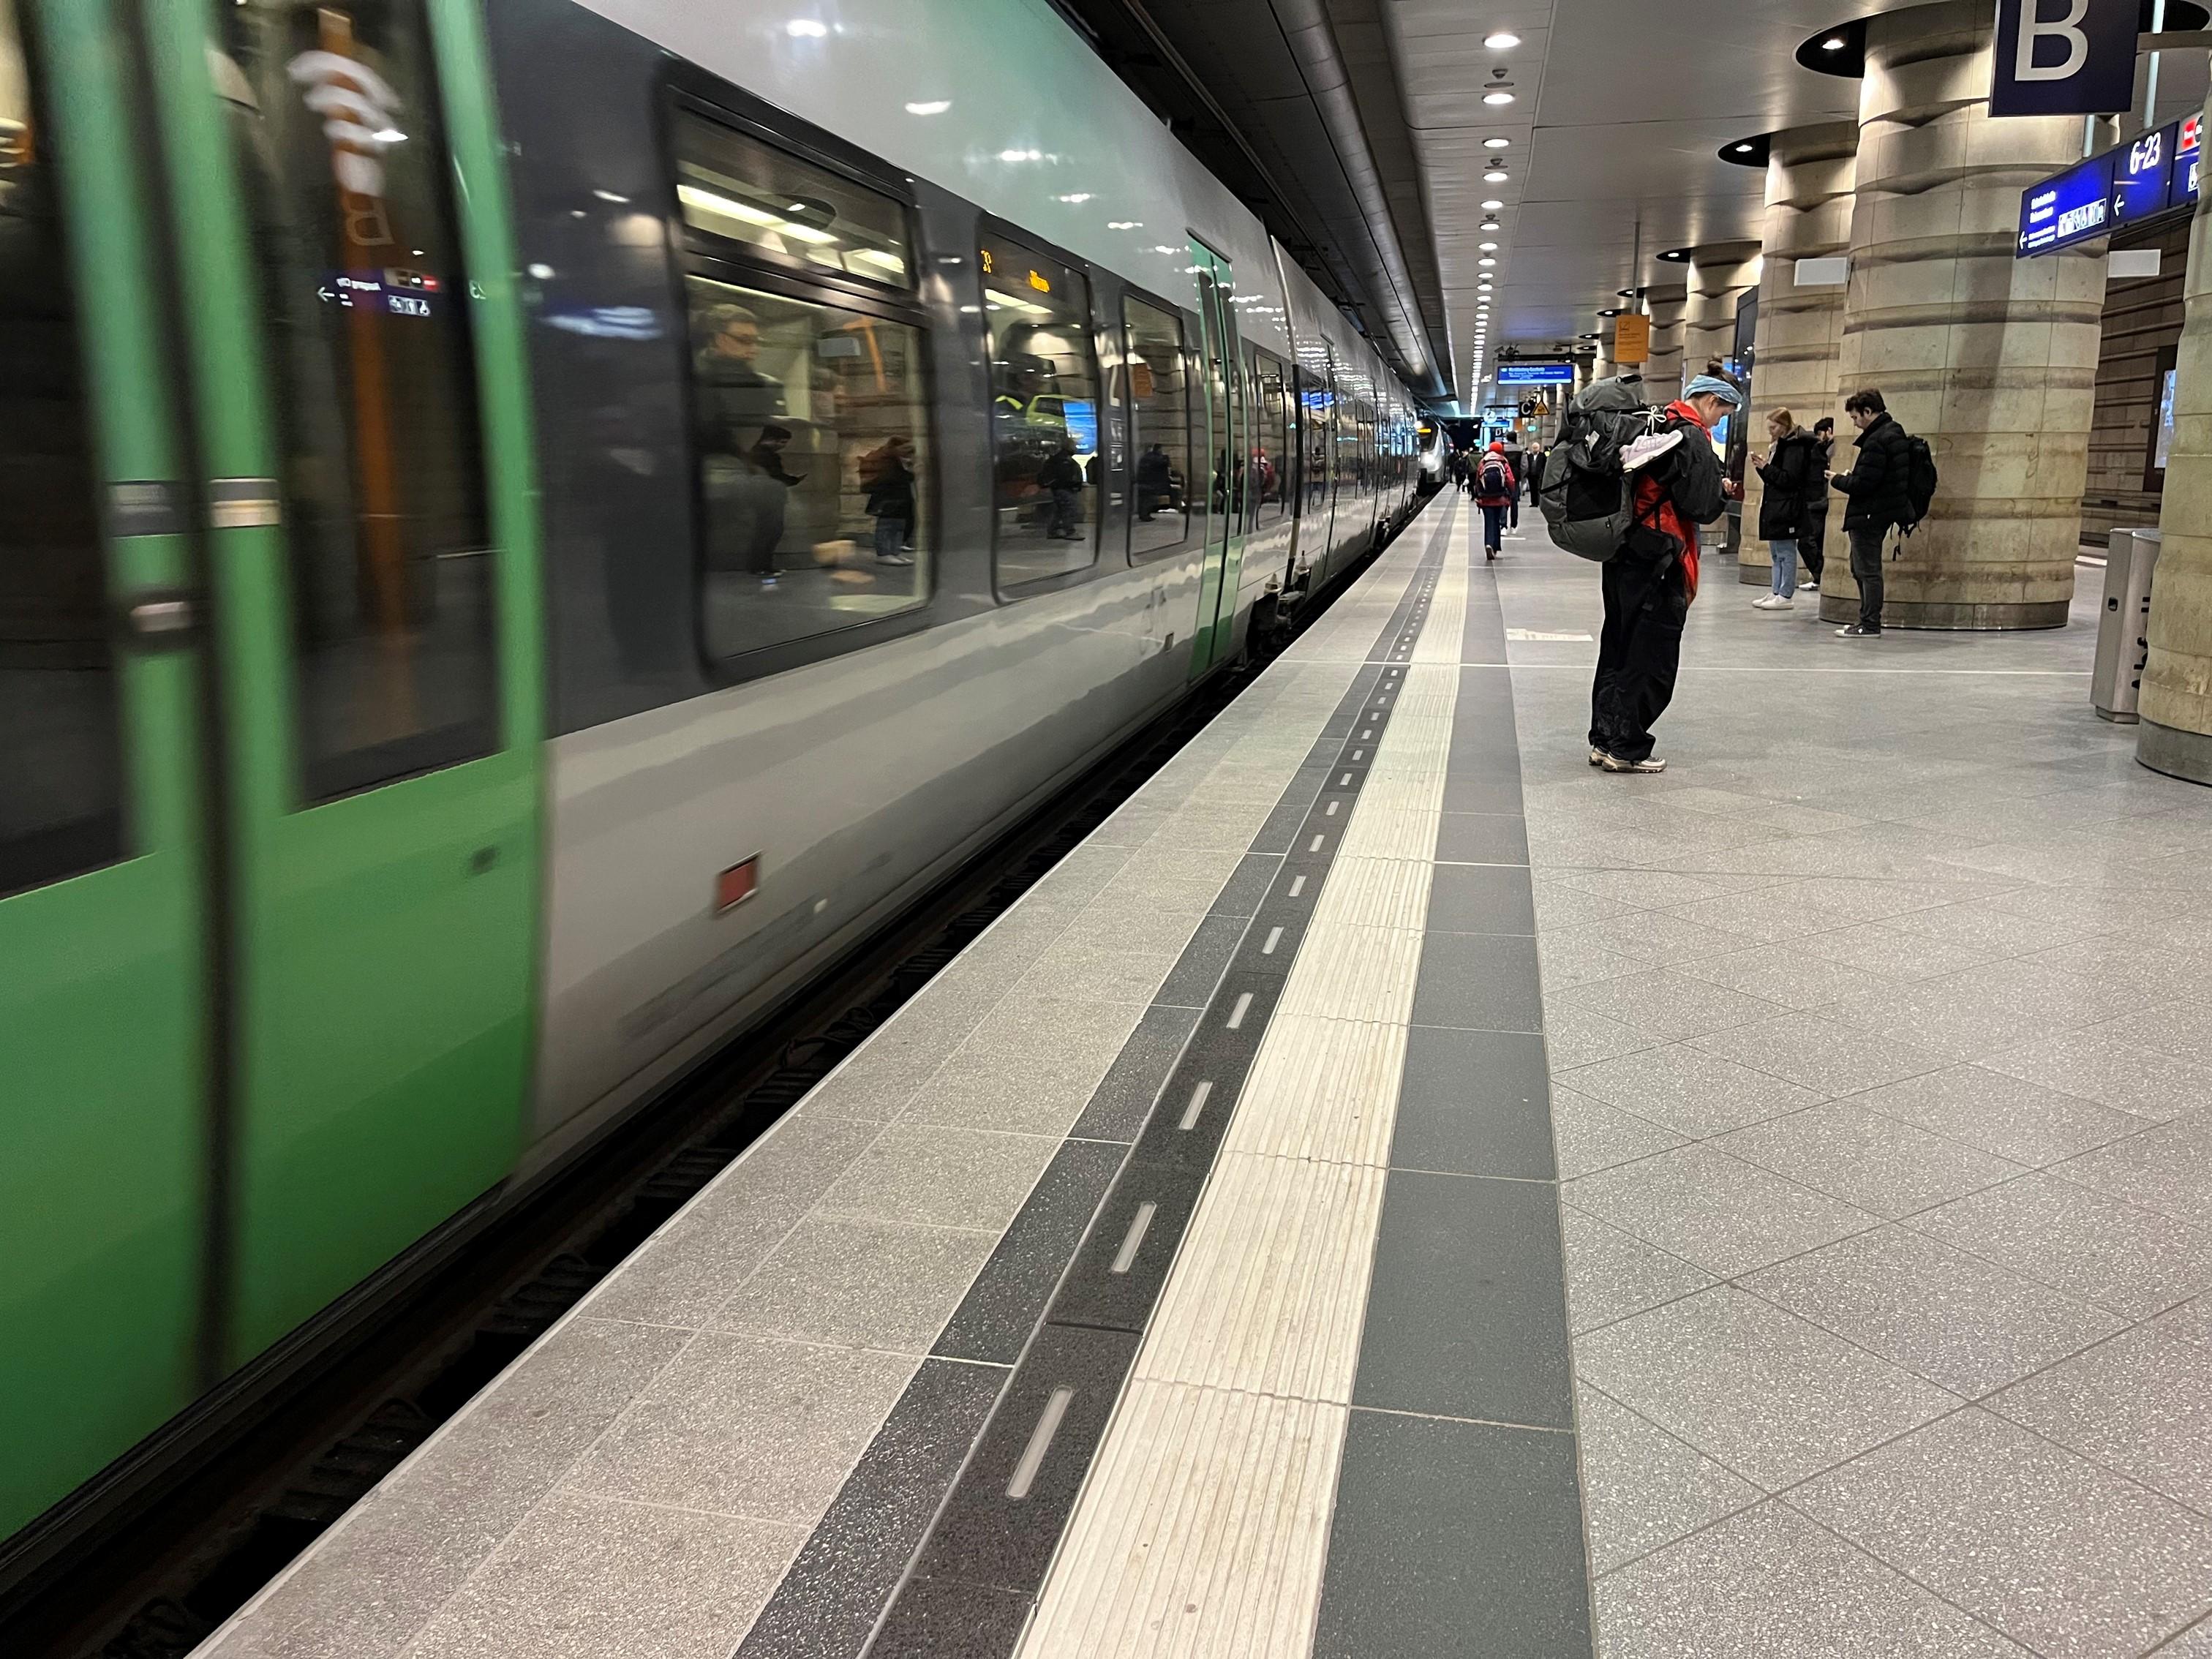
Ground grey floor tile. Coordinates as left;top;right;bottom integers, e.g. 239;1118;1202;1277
1576;906;1769;964
1885;903;2079;959
1534;879;1644;930
1426;861;1538;935
735;1357;1006;1659
1983;1022;2212;1124
816;1125;1058;1232
585;1117;883;1328
1688;1012;1949;1099
1067;1004;1201;1143
1553;969;1788;1045
1987;1326;2212;1517
1743;1225;2126;1399
1151;911;1251;1008
1595;1501;2032;1659
1006;942;1182;1008
1353;1170;1573;1429
1390;1026;1556;1179
1561;1205;1715;1333
1717;1101;2026;1220
1545;1004;1660;1072
402;1494;805;1659
1573;1286;1957;1491
933;1139;1121;1366
1535;926;1643;994
1564;1143;1878;1278
900;996;1145;1139
1794;1407;2212;1658
1576;1385;1761;1573
2053;1113;2212;1232
1565;1042;1824;1140
1794;921;1996;983
865;1571;1031;1659
1208;851;1282;918
1850;1064;2143;1168
1550;1086;1686;1180
712;1215;996;1354
1907;1170;2212;1321
1671;940;1892;1010
1410;930;1545;1032
1312;1410;1590;1659
564;1333;917;1524
1437;810;1531;865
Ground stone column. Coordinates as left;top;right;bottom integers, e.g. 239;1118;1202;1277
1641;280;1688;405
1685;243;1761;380
1740;123;1858;585
1824;0;2111;629
2140;84;2212;783
1592;338;1614;384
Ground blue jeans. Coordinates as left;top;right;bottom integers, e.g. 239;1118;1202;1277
1481;504;1508;549
1768;538;1798;598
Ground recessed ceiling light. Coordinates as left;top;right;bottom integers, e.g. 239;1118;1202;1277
1478;257;1496;267
1483;168;1509;183
1479;241;1498;252
1481;199;1505;211
903;99;951;115
1732;142;1755;154
1483;31;1521;48
1821;35;1846;50
786;18;827;37
1483;91;1516;106
1483;137;1511;149
1107;220;1140;230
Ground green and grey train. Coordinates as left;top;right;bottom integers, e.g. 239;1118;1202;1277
0;0;1429;1547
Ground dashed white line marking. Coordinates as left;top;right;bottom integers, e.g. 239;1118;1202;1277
1288;876;1306;898
1007;1386;1073;1500
1178;1080;1214;1130
1225;991;1254;1031
1325;800;1340;816
1308;834;1325;853
1262;925;1284;955
1110;1203;1157;1274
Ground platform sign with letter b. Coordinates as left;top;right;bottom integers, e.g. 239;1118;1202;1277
1990;0;2137;118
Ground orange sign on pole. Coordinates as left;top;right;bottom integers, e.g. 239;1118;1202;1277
1613;313;1650;364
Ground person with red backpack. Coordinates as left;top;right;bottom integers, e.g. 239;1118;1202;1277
1474;441;1516;561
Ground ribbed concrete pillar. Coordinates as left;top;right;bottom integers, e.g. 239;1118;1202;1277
1641;281;1688;405
1824;0;2112;629
2140;82;2212;783
1741;123;1858;584
1685;242;1761;379
1592;339;1614;385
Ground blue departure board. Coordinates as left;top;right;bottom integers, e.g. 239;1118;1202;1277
2019;154;2113;255
2114;123;2176;228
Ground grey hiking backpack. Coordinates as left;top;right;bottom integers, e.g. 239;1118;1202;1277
1537;377;1664;561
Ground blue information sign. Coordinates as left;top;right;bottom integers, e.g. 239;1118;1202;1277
1496;362;1576;385
2018;152;2113;255
2114;123;2176;229
2174;113;2202;213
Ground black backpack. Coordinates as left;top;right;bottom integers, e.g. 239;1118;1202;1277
1537;377;1664;561
1900;434;1938;532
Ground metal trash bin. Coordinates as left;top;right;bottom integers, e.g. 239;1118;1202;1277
2093;528;2162;723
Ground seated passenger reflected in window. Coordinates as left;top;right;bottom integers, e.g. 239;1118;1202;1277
686;276;928;659
981;234;1099;587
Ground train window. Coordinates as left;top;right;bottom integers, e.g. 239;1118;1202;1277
1253;352;1290;528
1299;368;1330;519
222;0;497;802
0;0;124;894
674;110;911;290
1122;295;1189;560
982;231;1097;588
687;276;930;658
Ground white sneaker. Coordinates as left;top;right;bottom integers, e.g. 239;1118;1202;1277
1620;429;1683;473
1800;578;1819;591
875;552;914;566
1600;752;1666;774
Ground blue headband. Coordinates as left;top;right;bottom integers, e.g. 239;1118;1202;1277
1684;374;1745;408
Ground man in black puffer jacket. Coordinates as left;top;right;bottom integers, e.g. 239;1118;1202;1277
1827;388;1916;638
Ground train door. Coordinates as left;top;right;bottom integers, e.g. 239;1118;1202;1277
140;0;544;1361
0;0;211;1535
1187;238;1243;674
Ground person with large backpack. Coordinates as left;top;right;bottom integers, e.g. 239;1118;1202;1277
1474;441;1516;560
1827;387;1936;639
1540;372;1739;772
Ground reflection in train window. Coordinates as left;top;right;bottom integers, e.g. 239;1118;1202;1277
222;0;497;802
1121;295;1189;560
1252;350;1290;529
674;110;911;290
687;277;929;658
0;0;124;893
981;232;1097;588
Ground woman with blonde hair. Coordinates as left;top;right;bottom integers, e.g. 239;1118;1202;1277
1752;405;1821;610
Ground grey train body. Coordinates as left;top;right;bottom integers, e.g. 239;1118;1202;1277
493;0;1423;1173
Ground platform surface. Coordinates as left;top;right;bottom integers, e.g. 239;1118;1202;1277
195;497;2212;1658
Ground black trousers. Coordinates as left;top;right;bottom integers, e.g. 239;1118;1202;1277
1797;515;1827;583
1589;553;1689;765
1848;525;1886;632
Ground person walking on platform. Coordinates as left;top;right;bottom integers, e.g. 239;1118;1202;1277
1474;440;1516;562
1751;407;1821;610
1827;389;1914;639
1524;443;1545;508
1800;417;1834;589
1588;373;1739;773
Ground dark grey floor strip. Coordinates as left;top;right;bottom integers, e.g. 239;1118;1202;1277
1315;532;1595;1658
737;500;1456;1659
